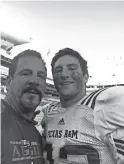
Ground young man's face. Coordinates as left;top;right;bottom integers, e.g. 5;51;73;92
7;56;46;113
53;55;88;99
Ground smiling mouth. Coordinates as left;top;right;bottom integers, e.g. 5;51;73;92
23;88;41;96
23;89;42;102
61;82;73;85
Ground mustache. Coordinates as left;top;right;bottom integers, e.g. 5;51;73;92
23;86;42;97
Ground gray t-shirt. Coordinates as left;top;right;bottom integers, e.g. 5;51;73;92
1;100;44;164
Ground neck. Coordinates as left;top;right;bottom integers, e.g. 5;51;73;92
60;91;86;108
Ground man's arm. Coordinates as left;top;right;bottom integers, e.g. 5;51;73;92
94;86;124;164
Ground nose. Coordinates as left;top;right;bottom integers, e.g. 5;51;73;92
61;67;69;80
28;75;39;86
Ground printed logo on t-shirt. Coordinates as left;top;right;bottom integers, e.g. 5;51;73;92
10;140;42;162
58;118;65;125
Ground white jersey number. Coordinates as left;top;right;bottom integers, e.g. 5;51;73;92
45;143;100;164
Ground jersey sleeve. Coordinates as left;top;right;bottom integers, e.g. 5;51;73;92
94;86;124;164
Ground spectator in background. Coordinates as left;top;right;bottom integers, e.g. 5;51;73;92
1;50;47;164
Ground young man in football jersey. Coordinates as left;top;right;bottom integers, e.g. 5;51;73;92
42;48;124;164
1;50;47;164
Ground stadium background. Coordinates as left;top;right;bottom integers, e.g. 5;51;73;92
1;32;123;113
0;32;103;102
1;2;124;123
1;32;124;128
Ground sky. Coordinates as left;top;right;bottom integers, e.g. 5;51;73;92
0;1;124;85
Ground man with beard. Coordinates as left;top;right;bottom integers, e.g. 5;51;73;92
41;48;124;164
1;49;47;164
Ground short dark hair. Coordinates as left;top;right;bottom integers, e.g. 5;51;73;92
9;49;47;78
51;48;89;76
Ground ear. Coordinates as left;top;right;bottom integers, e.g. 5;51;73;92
6;76;12;92
84;74;89;83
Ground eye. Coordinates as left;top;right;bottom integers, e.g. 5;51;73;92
54;67;62;73
20;71;31;76
68;65;77;71
38;73;46;79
